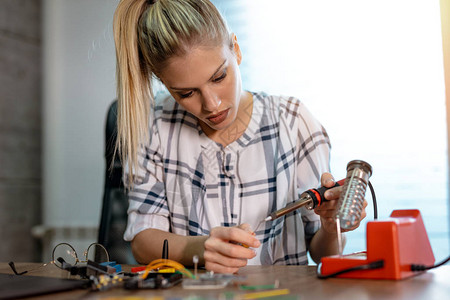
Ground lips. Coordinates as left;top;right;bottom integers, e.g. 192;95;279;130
207;108;230;125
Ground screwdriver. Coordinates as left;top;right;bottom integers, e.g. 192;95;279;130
263;179;346;222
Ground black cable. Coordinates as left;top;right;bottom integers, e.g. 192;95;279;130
411;256;450;271
8;262;27;275
317;256;450;279
317;260;384;279
368;181;377;219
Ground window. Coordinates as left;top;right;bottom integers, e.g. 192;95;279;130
214;0;449;261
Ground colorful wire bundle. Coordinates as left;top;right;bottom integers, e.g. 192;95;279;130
142;258;195;279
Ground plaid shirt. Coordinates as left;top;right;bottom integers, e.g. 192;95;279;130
124;91;331;265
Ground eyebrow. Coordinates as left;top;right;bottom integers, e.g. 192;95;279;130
170;59;227;91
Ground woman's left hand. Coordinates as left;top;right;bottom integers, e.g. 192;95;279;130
313;172;368;233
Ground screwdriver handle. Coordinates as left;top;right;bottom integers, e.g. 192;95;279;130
303;178;346;209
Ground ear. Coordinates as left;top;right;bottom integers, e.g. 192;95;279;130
231;33;242;65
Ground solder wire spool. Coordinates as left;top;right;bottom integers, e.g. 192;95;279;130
336;160;373;230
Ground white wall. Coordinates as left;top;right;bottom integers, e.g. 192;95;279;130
43;0;118;231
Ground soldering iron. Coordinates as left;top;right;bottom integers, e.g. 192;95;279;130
263;179;346;222
263;160;377;224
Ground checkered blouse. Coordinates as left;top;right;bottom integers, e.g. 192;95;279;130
124;91;331;265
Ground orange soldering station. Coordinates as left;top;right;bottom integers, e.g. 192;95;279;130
318;209;436;280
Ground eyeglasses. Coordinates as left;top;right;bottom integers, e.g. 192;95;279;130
9;242;109;275
52;242;109;268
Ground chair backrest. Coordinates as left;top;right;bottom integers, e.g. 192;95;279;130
98;100;136;264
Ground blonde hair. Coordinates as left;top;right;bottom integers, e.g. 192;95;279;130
113;0;230;187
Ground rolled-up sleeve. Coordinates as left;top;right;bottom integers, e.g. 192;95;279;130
123;120;170;241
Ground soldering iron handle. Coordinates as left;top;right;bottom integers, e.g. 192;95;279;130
305;178;346;209
316;178;346;196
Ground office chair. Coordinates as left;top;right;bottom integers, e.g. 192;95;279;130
98;100;136;264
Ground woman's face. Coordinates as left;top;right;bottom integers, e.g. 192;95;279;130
159;39;245;134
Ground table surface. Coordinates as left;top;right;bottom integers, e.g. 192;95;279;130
0;262;449;300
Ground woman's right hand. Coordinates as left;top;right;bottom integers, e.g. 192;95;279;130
203;223;260;274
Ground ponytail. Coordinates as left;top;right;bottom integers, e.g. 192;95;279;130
113;0;152;187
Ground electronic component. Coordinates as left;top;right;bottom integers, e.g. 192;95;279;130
124;272;183;289
182;272;246;290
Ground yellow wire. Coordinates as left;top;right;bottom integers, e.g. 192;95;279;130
142;258;195;279
241;289;290;299
147;259;185;269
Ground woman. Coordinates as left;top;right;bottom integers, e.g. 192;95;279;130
113;0;366;274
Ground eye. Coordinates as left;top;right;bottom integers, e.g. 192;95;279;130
178;91;194;99
212;71;227;83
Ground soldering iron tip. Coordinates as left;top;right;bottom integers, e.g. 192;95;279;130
264;216;272;222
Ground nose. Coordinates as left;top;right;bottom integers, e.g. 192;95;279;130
201;89;221;112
